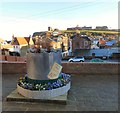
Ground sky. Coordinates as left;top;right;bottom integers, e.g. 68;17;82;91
0;0;119;40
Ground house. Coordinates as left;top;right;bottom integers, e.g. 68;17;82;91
72;33;91;52
1;44;13;55
98;38;106;49
32;29;69;57
82;26;92;30
1;36;33;56
96;26;108;30
11;37;29;52
67;26;82;30
10;36;31;56
0;38;4;50
44;38;59;50
61;35;68;51
32;32;46;38
52;29;62;36
48;26;53;32
50;29;69;51
91;38;99;49
0;38;10;47
0;38;12;55
105;39;116;48
0;38;5;44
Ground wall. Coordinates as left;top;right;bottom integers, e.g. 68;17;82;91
1;62;119;75
62;62;119;75
0;55;26;62
2;62;26;74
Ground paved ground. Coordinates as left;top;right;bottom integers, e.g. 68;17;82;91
2;73;118;112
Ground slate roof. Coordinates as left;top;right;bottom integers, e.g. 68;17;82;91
74;49;119;57
105;40;116;46
71;35;91;41
81;36;91;41
32;32;46;37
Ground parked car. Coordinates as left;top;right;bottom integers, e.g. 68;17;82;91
90;58;105;62
68;56;85;62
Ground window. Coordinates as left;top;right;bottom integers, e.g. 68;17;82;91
84;41;88;46
76;56;83;58
76;42;79;49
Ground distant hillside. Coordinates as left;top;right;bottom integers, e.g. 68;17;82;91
62;29;119;35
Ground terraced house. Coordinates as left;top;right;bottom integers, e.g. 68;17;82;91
72;33;91;52
10;35;33;56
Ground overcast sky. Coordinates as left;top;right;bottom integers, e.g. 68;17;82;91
0;0;119;40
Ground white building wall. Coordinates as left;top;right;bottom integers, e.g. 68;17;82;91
9;45;20;53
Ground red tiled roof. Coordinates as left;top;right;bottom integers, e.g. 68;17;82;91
12;37;29;45
24;37;30;44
